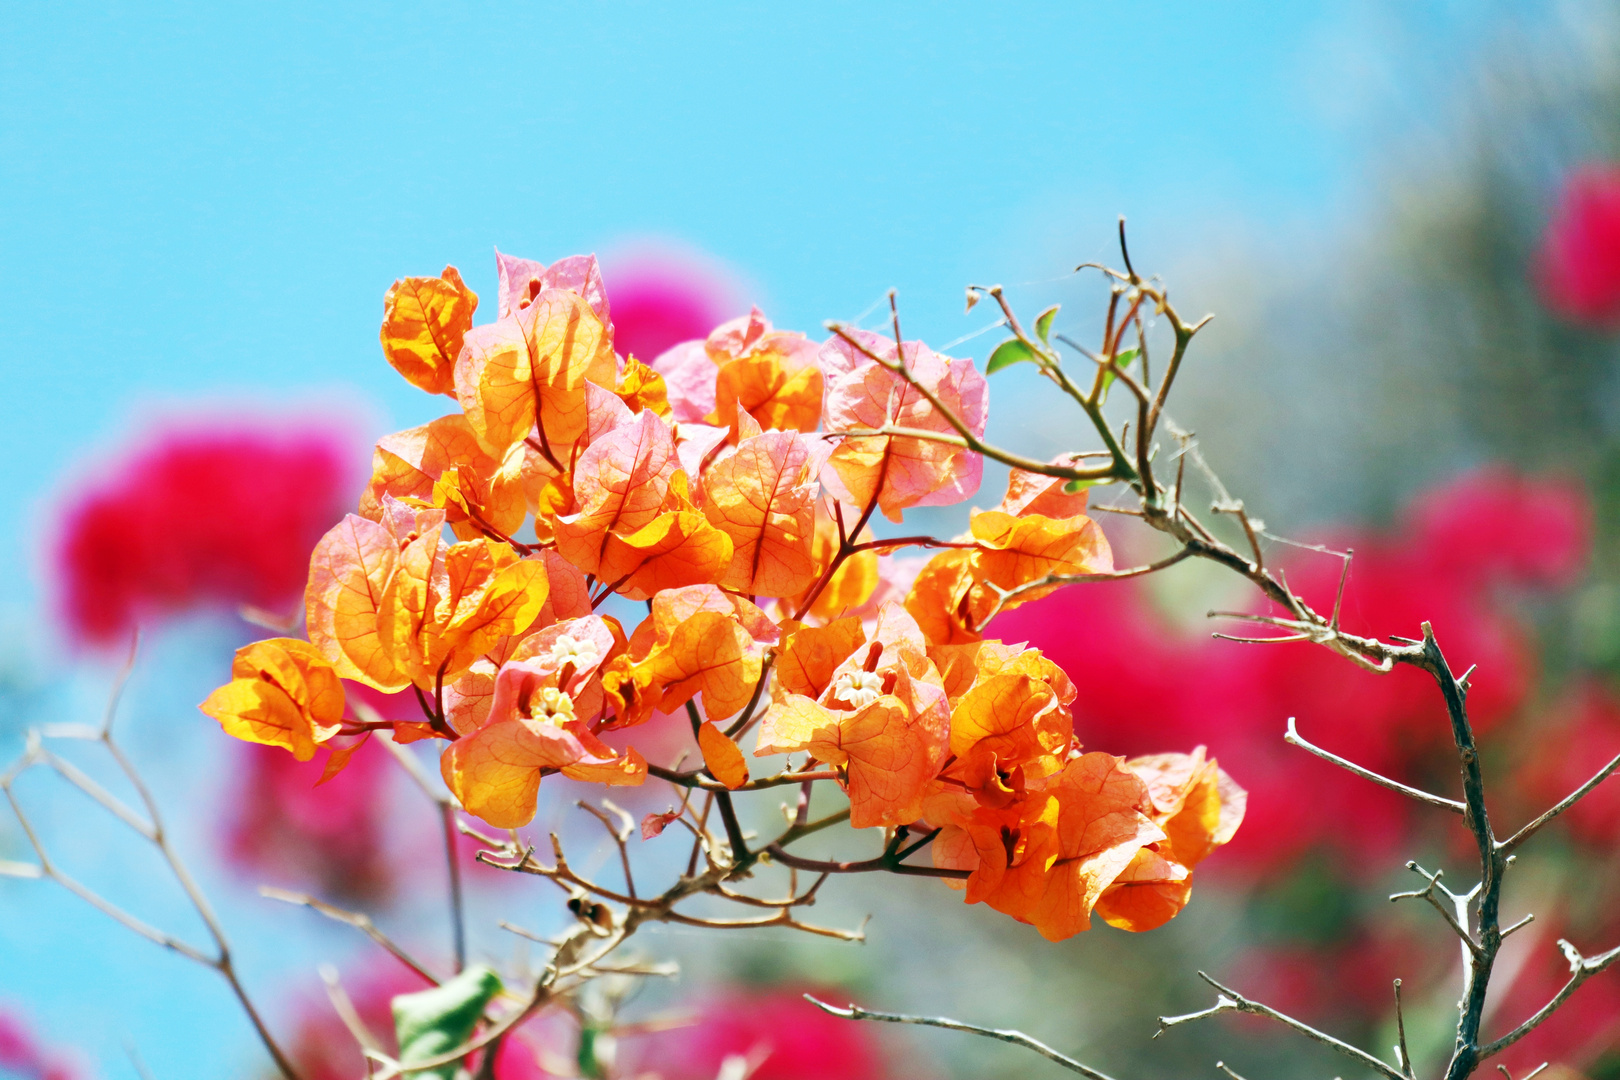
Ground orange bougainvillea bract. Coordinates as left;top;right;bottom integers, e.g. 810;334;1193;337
200;249;1243;940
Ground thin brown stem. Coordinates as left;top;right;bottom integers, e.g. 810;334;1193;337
1286;718;1466;814
1479;940;1620;1058
1155;972;1405;1080
1497;750;1620;854
262;887;441;985
1395;979;1414;1079
441;804;467;974
806;996;1118;1080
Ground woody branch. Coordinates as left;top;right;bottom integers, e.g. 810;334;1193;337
813;242;1620;1078
0;646;303;1080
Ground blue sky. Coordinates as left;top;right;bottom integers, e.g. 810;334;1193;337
0;2;1503;1075
0;1;1418;611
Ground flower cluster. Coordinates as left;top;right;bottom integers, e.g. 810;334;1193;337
199;250;1243;939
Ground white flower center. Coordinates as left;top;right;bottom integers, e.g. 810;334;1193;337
832;670;886;710
528;686;577;725
544;633;600;671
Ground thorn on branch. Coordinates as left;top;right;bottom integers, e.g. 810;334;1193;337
1497;1064;1549;1080
1389;862;1482;959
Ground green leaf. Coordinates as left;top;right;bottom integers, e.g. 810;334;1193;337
986;337;1038;374
1112;346;1139;368
1033;305;1059;344
1062;477;1104;493
393;965;504;1080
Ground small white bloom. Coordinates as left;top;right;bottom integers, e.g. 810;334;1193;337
831;670;886;710
529;686;577;725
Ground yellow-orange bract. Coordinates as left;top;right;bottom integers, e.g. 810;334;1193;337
304;498;549;694
438;617;645;827
905;465;1114;642
757;606;950;828
380;267;478;397
456;288;616;458
199;251;1243;943
614;357;671;418
360;414;527;541
608;585;775;727
200;638;345;761
709;335;824;436
1094;749;1246;932
700;430;820;598
697;722;750;790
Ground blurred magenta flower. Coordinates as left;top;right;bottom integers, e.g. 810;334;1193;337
619;988;894;1080
603;247;741;364
51;420;356;647
223;733;395;905
1492;913;1620;1074
0;1006;84;1080
1522;682;1620;848
1225;926;1443;1030
284;965;433;1080
1534;164;1620;326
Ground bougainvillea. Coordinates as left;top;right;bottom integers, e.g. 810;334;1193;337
52;422;354;646
1534;163;1620;327
11;231;1614;1080
602;250;738;366
616;987;894;1080
199;250;1244;942
223;736;396;905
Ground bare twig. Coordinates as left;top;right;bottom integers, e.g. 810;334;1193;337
372;729;466;975
1497;750;1620;854
1479;939;1620;1059
320;964;385;1055
1155;972;1405;1080
1287;718;1466;813
1395;979;1413;1079
578;799;638;900
0;646;303;1079
804;996;1119;1080
442;803;466;974
1390;863;1483;959
981;547;1197;622
261;887;441;985
1420;624;1504;1080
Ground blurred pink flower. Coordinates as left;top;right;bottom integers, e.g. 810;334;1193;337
1521;683;1620;849
223;727;395;905
1224;926;1444;1030
619;988;893;1080
603;249;740;364
0;1006;85;1080
284;965;434;1080
51;420;356;647
1534;164;1620;326
1408;466;1591;592
1491;916;1620;1074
